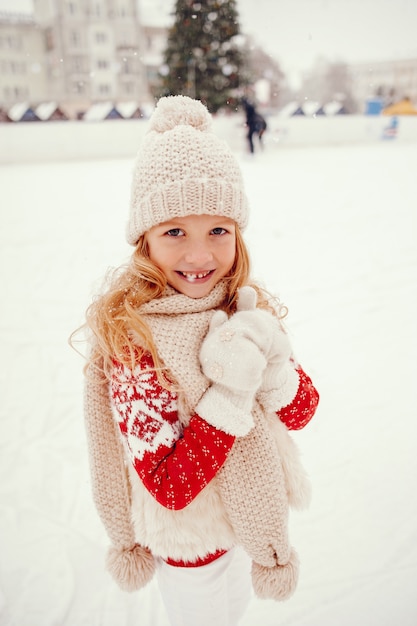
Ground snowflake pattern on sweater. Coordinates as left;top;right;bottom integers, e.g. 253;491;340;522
111;352;318;510
111;353;235;510
112;359;181;460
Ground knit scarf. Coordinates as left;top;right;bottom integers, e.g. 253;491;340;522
138;281;301;599
84;280;307;599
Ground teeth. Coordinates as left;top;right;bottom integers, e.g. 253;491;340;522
181;271;211;281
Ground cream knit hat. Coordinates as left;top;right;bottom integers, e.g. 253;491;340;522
126;95;249;245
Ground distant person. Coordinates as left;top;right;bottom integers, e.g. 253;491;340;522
382;115;399;140
242;98;267;153
75;95;319;626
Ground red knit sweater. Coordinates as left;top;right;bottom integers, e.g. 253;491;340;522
111;353;318;511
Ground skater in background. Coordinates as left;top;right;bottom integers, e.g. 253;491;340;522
242;97;267;153
79;95;319;626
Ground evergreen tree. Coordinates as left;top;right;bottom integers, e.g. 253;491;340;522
159;0;245;113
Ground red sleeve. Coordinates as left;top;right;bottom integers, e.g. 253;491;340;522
277;367;319;430
111;353;235;511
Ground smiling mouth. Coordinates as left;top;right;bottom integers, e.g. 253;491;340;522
176;270;214;282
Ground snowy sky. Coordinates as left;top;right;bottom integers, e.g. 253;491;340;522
3;0;417;87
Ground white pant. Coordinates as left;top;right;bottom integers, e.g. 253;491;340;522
156;548;252;626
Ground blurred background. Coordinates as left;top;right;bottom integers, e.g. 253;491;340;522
1;3;417;626
1;0;417;123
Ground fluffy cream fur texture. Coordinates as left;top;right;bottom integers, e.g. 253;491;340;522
251;549;300;600
106;544;155;592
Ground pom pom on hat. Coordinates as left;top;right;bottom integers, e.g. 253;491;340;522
148;94;212;133
126;95;249;245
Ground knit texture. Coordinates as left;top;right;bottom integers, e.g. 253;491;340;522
126;95;249;245
84;282;313;598
111;351;236;511
135;282;307;599
84;361;156;591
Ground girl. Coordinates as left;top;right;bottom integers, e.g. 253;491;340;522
82;95;319;626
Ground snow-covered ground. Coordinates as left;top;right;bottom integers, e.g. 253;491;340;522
1;122;416;626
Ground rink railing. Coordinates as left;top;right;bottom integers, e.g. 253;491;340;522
1;114;417;164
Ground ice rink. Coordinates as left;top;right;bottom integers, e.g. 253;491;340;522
1;119;416;625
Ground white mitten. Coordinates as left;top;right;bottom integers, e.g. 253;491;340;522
257;361;300;415
232;286;292;367
231;287;297;414
196;308;267;437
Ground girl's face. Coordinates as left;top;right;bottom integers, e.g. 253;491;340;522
146;214;236;298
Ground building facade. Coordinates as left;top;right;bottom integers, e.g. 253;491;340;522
142;23;168;97
0;12;47;106
349;57;417;110
1;0;163;118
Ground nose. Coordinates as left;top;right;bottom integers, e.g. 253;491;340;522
184;240;213;265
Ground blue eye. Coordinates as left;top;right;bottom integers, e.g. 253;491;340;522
211;227;227;235
166;228;184;237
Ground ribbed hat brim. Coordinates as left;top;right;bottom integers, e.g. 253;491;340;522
127;177;249;245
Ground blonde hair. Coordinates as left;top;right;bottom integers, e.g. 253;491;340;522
77;225;286;382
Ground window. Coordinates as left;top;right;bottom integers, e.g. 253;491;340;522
70;30;81;47
0;34;22;50
73;81;86;94
45;27;54;51
14;86;28;99
95;32;107;44
72;56;83;72
121;58;131;74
